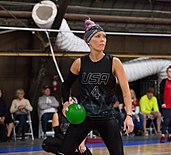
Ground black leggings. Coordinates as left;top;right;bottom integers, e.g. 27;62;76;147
60;117;124;155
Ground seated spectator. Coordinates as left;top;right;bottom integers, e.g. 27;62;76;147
0;89;14;142
139;87;161;136
38;85;59;137
130;89;144;136
42;97;92;155
0;89;7;142
10;89;33;140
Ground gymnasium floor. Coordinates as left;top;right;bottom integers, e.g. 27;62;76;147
0;135;171;155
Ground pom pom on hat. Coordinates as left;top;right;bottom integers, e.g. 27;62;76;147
84;18;104;43
84;18;96;31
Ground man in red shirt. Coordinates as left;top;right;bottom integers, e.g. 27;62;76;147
160;65;171;143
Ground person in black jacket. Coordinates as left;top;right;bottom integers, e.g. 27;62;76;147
160;65;171;143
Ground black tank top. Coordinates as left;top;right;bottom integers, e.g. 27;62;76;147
79;54;116;119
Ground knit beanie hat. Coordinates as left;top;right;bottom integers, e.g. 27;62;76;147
84;19;104;43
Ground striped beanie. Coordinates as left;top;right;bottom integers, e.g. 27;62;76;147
84;19;104;43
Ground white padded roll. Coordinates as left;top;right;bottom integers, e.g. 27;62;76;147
32;0;57;29
123;58;171;82
32;1;89;52
55;19;90;52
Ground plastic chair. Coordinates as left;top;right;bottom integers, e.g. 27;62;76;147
12;112;34;140
37;108;54;138
38;119;54;138
146;115;157;135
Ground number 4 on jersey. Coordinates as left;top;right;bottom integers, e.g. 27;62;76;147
91;86;100;100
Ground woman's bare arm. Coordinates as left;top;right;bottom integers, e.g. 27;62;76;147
112;57;134;133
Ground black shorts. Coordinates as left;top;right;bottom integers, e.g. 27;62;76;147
4;115;13;124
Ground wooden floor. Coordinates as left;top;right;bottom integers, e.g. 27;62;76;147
1;143;171;155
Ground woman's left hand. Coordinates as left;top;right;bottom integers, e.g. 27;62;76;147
123;116;134;134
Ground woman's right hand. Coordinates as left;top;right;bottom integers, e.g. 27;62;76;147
62;101;70;116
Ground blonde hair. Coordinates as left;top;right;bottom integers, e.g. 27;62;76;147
16;89;25;98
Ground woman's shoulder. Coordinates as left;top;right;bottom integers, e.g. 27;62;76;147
12;98;17;103
111;56;123;70
71;58;81;75
74;57;81;64
112;56;121;63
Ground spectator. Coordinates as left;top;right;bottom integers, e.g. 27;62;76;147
38;85;59;137
139;87;161;136
160;65;171;143
0;89;14;142
130;89;144;136
0;89;7;142
10;89;33;140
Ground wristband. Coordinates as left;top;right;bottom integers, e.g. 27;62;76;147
126;114;132;118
